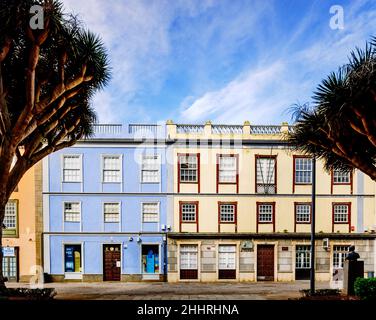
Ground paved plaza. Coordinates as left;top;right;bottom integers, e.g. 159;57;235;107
6;281;331;300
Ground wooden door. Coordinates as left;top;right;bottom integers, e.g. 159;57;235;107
257;245;274;281
103;245;121;281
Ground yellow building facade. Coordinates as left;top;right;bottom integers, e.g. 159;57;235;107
166;121;376;282
2;162;42;282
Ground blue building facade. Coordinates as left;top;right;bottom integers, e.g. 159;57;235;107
43;124;171;281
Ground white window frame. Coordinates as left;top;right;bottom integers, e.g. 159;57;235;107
295;245;311;269
295;204;311;223
294;157;312;184
179;154;198;183
181;203;197;222
179;244;198;270
258;204;273;223
256;157;276;193
218;155;237;183
333;245;350;269
101;154;122;183
63;201;81;223
219;204;235;223
140;154;160;184
218;245;236;270
103;202;121;223
142;202;160;223
62;154;82;183
4;200;17;230
333;169;351;184
333;204;349;223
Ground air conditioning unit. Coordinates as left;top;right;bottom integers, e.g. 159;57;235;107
323;238;329;250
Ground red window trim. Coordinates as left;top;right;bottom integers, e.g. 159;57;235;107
330;169;353;194
254;154;277;194
177;153;200;193
294;202;312;232
179;201;199;232
218;201;238;232
332;202;351;233
293;155;312;193
256;202;275;233
216;154;239;194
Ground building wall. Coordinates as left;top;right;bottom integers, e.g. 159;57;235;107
44;142;168;281
2;162;42;282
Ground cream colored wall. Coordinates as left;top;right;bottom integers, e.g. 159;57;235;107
173;145;375;234
2;164;40;281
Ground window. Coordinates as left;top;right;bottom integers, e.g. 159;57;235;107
63;155;81;182
295;245;311;269
142;203;159;222
257;203;273;223
218;155;237;183
180;245;198;270
333;204;349;223
218;245;236;270
333;245;350;269
295;204;311;223
219;204;235;222
102;155;122;183
103;203;120;222
256;157;276;193
181;203;197;222
141;155;160;183
294;157;312;184
64;202;80;222
179;154;198;183
4;201;17;229
64;244;82;273
333;169;351;184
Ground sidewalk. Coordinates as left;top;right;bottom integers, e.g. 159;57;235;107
6;281;331;300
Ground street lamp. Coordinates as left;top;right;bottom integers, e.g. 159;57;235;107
310;156;316;294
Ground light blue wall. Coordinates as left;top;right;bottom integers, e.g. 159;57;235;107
45;142;168;277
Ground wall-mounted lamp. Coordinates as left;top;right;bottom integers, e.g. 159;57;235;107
128;237;133;242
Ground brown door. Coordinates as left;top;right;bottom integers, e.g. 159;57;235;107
103;245;121;281
257;245;274;281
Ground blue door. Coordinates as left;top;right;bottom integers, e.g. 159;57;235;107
146;250;155;273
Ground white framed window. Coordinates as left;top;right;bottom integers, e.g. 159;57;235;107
219;204;235;222
218;245;236;270
180;245;198;270
102;155;122;183
294;157;312;184
295;204;311;223
179;155;198;182
295;245;311;269
256;157;276;193
142;202;159;222
333;169;351;184
141;154;160;183
181;203;197;222
333;204;349;223
64;202;81;222
4;200;17;229
333;245;350;269
103;202;120;222
62;155;81;182
218;156;237;183
257;204;273;223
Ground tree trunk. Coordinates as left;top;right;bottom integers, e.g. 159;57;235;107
0;201;6;290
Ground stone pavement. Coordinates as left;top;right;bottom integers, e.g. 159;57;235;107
6;281;331;300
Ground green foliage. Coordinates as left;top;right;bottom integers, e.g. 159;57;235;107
354;278;376;300
288;36;376;179
0;287;56;300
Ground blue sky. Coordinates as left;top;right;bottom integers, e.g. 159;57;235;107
62;0;376;125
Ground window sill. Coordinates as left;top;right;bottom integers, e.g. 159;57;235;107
64;272;83;280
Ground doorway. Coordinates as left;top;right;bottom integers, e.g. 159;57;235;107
142;245;159;279
103;244;121;281
257;245;274;281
